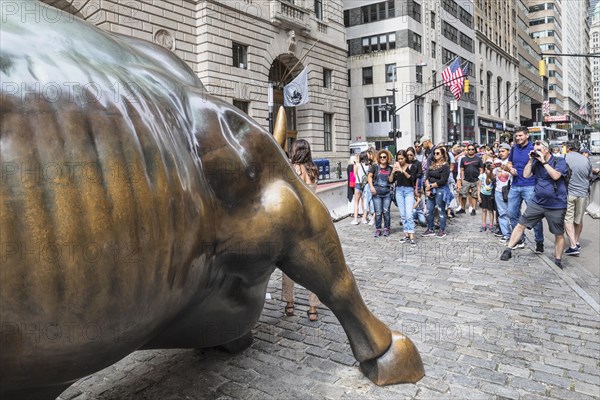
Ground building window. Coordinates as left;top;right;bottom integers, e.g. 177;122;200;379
315;0;323;20
385;63;396;82
431;41;436;58
232;42;248;69
233;100;249;114
360;0;395;23
365;96;394;123
347;69;351;86
409;1;421;22
416;65;423;83
323;68;332;88
431;11;435;29
324;113;333;151
410;31;422;53
442;21;458;44
459;33;473;53
459;6;473;28
361;32;396;53
362;67;373;85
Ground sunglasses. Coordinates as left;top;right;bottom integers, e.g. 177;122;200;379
467;148;475;151
534;141;547;146
379;155;387;159
434;152;442;155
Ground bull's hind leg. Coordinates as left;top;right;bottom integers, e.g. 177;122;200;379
275;215;424;385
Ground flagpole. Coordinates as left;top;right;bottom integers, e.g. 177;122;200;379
280;39;320;87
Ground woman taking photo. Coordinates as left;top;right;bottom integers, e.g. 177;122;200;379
422;146;452;238
282;139;320;321
392;150;417;245
368;149;393;237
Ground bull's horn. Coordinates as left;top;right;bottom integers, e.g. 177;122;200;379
273;106;287;149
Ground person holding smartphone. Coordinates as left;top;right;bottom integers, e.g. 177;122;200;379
501;140;569;269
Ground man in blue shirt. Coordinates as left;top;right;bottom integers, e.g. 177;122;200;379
501;139;568;268
506;127;544;253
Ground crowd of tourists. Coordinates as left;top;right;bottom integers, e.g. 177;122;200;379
347;127;599;269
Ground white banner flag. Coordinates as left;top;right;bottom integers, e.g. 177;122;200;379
283;68;309;107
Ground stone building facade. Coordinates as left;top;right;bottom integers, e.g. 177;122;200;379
344;0;477;150
39;0;350;166
474;0;520;143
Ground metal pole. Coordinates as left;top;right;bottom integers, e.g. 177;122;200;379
268;82;274;134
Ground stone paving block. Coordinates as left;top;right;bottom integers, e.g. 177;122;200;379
572;380;600;397
479;382;520;399
532;370;573;388
469;367;508;385
548;386;599;400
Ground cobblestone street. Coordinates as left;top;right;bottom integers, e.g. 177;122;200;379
60;212;600;400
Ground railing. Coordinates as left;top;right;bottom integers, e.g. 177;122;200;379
271;0;306;27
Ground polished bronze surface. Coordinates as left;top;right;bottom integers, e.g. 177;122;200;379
0;2;424;398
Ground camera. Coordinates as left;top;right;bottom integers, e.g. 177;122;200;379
529;151;537;159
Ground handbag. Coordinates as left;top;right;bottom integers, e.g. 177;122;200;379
360;164;369;186
501;181;511;202
390;184;397;206
349;171;356;188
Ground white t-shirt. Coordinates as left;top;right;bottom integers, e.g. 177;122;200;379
493;159;512;193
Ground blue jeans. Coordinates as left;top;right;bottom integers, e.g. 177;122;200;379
372;193;391;229
426;191;447;231
508;185;544;243
494;191;511;237
362;187;375;214
396;186;415;233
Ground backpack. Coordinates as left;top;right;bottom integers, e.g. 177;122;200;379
360;164;369;186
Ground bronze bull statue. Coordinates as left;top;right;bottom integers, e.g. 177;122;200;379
0;2;424;398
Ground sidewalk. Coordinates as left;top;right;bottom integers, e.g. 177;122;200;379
60;211;600;400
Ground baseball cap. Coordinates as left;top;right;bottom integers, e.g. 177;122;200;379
420;136;432;145
499;143;511;150
535;139;549;149
580;148;591;154
566;141;578;150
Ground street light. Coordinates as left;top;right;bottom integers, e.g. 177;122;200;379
389;62;428;150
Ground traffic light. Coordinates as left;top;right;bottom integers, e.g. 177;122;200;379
538;59;546;77
463;79;469;93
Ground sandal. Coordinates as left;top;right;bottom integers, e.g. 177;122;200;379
284;304;295;316
307;309;318;321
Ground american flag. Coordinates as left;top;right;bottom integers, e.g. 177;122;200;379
542;100;550;115
578;103;587;116
442;57;466;101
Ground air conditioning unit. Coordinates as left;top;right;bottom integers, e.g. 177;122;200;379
239;63;245;69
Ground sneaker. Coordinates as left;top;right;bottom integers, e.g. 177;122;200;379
361;219;368;224
554;258;563;269
480;226;486;232
576;242;581;250
470;209;476;216
421;229;436;237
383;228;390;237
513;237;526;249
399;236;409;244
449;210;456;218
488;224;495;230
436;230;447;238
350;219;359;225
374;229;382;238
565;247;580;256
493;229;505;238
410;239;417;247
499;236;510;244
368;218;374;226
535;242;544;254
500;248;512;261
456;209;466;214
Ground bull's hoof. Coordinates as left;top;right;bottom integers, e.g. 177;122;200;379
359;331;425;385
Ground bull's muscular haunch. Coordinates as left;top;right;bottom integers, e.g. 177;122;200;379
0;1;424;398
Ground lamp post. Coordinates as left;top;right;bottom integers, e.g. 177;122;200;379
388;62;427;151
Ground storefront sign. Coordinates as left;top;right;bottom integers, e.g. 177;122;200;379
494;122;504;130
504;124;515;132
544;115;571;123
478;118;495;129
